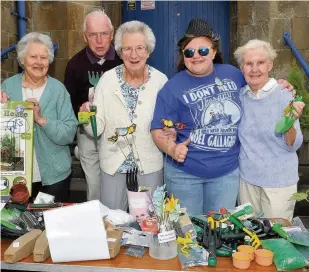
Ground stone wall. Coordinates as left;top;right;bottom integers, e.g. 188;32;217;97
232;1;309;217
1;1;18;81
1;1;122;83
231;1;309;79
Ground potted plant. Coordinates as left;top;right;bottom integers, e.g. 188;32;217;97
290;190;309;203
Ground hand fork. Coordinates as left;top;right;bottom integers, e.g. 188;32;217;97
88;71;101;89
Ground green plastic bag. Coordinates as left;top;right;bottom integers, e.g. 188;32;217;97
261;239;308;271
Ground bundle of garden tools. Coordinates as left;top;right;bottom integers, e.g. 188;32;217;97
126;167;139;192
190;205;265;267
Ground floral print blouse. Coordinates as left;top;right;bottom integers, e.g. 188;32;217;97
115;64;152;173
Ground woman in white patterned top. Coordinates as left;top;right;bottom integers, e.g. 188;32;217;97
80;21;168;210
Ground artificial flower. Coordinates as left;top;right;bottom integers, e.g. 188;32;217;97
164;195;178;213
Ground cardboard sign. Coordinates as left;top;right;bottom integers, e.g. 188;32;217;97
1;101;34;199
141;0;155;10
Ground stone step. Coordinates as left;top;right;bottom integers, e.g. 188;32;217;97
71;159;85;178
70;177;87;191
69;190;87;203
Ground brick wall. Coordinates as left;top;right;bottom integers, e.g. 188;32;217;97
1;1;122;83
231;1;309;79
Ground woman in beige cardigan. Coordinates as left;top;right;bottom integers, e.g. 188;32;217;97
80;21;168;210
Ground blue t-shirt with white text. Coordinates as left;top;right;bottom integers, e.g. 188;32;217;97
151;64;246;178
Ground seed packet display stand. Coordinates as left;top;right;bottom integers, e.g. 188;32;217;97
1;101;34;201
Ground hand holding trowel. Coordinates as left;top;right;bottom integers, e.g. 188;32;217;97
78;105;98;150
275;96;304;134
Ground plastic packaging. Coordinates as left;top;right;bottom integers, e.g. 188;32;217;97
121;228;151;247
177;244;208;268
285;227;309;260
292;216;309;232
261;239;308;271
125;245;146;258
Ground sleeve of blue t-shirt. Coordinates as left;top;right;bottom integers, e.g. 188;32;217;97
240;74;246;87
234;68;246;88
151;84;179;130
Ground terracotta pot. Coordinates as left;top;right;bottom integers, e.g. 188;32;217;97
232;252;251;269
255;249;274;266
10;183;30;204
237;245;255;261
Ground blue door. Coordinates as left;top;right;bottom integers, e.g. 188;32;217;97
122;1;230;78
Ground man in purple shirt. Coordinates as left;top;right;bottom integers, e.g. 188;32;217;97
64;9;122;201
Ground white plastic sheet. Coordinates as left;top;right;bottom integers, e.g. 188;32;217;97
44;200;110;262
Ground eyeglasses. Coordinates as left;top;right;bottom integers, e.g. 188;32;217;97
122;46;147;56
86;32;111;40
182;47;211;58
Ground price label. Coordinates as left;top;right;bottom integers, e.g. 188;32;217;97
13;242;20;248
158;230;176;244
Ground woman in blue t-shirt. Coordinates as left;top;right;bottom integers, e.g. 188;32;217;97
150;18;292;215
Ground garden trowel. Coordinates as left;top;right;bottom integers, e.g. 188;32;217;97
272;223;309;247
275;96;303;134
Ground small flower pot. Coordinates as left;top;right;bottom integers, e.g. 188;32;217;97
10;183;29;204
255;249;274;266
232;252;251;269
237;245;255;261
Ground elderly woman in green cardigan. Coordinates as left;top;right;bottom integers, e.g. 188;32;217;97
1;32;78;202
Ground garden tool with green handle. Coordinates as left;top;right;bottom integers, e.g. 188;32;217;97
90;105;98;149
202;217;225;267
232;205;253;218
219;205;254;223
88;71;100;89
272;223;309;247
229;215;261;249
275;96;303;134
77;105;98;150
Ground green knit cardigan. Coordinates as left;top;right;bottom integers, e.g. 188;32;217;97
1;73;78;185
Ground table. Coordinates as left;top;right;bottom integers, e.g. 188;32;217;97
1;238;304;272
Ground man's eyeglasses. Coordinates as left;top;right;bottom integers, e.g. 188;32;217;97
122;46;147;56
182;47;211;58
86;32;111;40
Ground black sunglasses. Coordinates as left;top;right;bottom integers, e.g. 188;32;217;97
182;46;211;58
